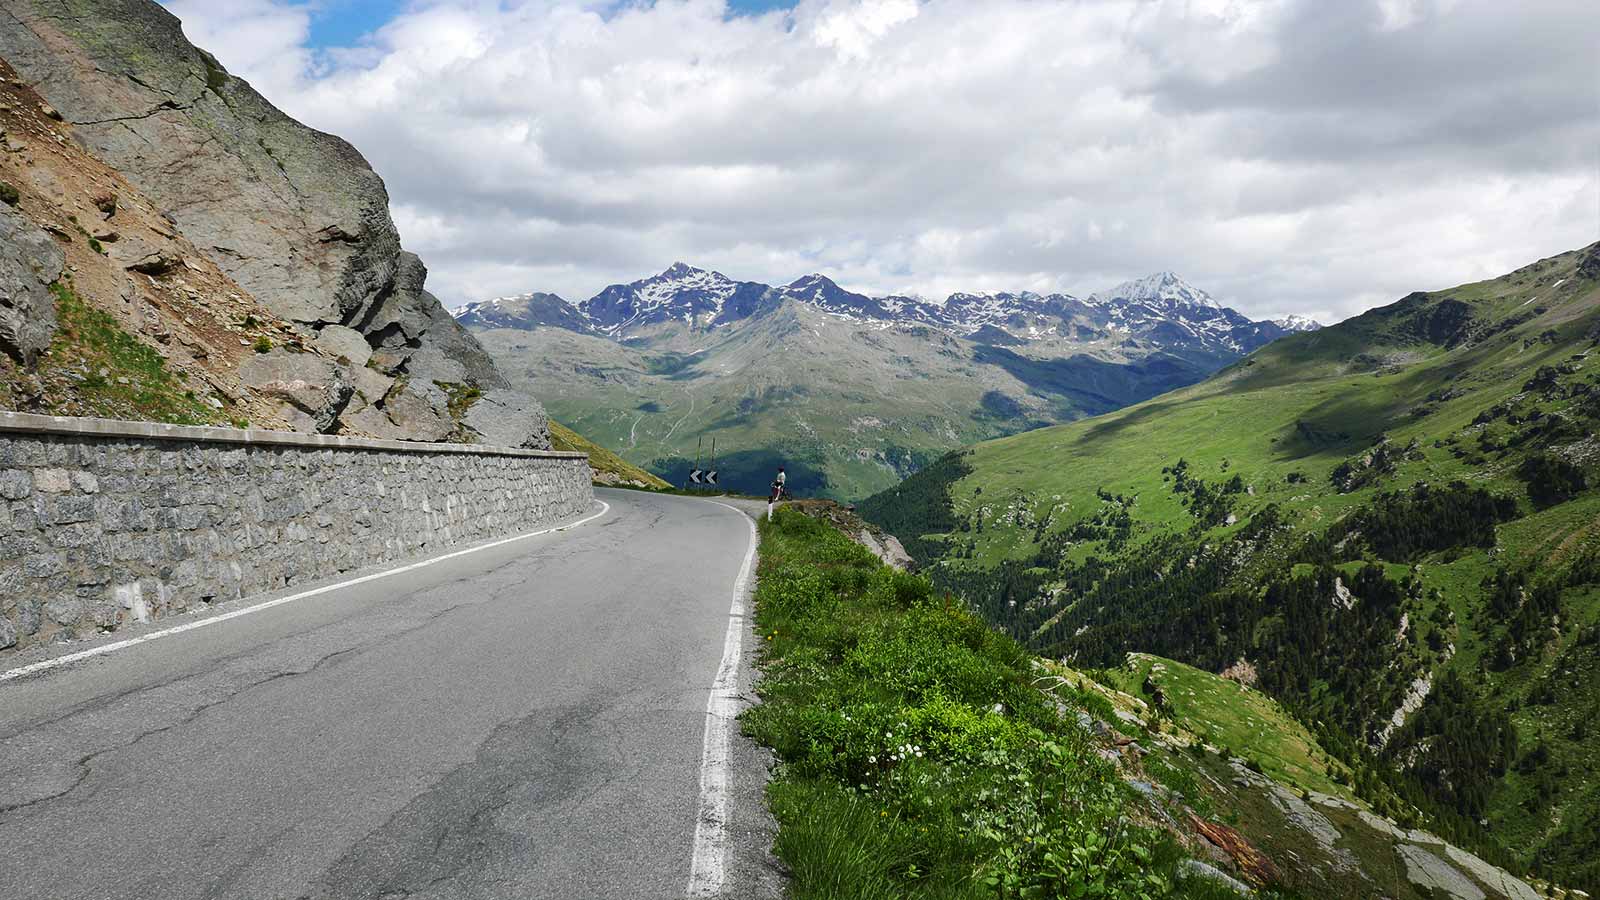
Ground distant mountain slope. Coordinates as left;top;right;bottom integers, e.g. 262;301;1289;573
548;421;669;489
462;264;1316;498
860;242;1600;890
454;293;599;335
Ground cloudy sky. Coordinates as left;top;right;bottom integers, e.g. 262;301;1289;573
160;0;1598;323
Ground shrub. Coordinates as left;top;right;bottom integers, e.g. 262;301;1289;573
1517;453;1587;508
0;181;19;206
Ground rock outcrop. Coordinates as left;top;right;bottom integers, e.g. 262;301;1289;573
0;0;550;448
0;200;60;364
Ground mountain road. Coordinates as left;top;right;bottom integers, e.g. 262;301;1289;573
0;489;780;900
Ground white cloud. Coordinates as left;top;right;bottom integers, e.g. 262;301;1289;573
162;0;316;100
812;0;919;59
165;0;1598;322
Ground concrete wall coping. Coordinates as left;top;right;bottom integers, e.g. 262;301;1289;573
0;411;590;460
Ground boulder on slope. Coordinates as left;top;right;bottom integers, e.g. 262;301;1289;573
461;389;553;451
237;350;354;434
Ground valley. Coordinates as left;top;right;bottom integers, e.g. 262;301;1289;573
461;265;1318;499
861;242;1600;892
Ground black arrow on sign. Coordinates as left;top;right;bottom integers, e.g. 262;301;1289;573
706;471;718;486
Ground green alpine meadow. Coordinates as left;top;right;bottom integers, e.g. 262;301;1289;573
860;242;1600;893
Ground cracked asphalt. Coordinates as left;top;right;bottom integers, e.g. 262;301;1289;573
0;489;782;900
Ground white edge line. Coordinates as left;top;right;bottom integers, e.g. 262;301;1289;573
1;500;612;684
686;501;760;898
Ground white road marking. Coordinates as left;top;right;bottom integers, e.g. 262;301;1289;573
1;501;612;684
686;501;759;898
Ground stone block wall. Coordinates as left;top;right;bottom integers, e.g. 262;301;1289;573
0;412;594;655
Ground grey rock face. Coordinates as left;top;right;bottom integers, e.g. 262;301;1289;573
0;0;542;444
0;201;62;364
1396;844;1485;900
0;425;592;654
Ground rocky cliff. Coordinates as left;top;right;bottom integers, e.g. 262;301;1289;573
0;0;549;447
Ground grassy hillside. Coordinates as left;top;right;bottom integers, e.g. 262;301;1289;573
862;243;1600;890
548;420;670;489
752;505;1546;899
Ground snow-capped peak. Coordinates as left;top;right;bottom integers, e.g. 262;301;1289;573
1273;314;1324;332
1089;272;1220;310
578;263;764;335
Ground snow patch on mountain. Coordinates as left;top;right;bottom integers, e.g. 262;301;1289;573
453;291;596;334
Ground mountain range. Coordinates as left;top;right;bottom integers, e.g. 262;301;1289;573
456;264;1320;498
458;265;1320;351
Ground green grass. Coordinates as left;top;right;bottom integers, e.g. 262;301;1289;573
434;380;484;422
1107;655;1353;801
36;280;225;426
744;508;1267;899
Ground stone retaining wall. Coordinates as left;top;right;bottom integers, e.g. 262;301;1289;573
0;412;594;654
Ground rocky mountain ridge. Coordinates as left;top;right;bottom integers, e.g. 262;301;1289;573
0;0;549;448
458;263;1322;360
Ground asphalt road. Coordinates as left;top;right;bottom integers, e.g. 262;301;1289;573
0;489;781;900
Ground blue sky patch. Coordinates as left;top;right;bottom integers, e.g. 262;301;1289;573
305;0;796;49
305;0;405;48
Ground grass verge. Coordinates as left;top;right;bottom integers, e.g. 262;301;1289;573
743;508;1277;899
549;420;671;489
